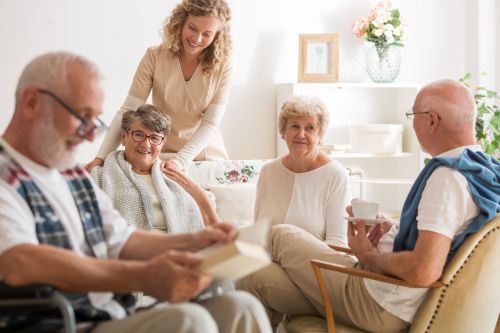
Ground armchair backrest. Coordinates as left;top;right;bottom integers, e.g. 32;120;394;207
410;214;500;333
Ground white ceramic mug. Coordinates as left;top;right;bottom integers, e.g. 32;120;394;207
352;201;379;219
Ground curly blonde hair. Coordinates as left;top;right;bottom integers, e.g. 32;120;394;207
162;0;231;74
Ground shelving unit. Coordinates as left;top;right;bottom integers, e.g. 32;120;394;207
276;83;422;212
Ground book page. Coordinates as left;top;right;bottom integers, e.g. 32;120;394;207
195;219;272;281
237;218;271;246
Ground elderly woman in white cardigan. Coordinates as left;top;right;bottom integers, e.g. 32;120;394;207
91;104;220;233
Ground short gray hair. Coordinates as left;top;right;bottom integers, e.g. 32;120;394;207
278;95;329;138
15;51;102;103
122;104;171;136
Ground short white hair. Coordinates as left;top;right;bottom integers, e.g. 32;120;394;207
15;51;102;103
278;95;329;139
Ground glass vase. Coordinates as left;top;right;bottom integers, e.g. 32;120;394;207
365;44;401;83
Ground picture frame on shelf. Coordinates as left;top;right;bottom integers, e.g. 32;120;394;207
298;33;339;83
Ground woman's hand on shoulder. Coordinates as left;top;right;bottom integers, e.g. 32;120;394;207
161;160;181;172
84;157;104;172
163;165;202;195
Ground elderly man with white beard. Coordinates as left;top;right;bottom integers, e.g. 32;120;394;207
0;52;271;333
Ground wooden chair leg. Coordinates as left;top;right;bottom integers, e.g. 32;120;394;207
311;261;336;333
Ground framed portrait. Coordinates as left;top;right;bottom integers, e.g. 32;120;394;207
298;33;339;83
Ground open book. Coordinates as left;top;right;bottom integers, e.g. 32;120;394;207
195;220;271;281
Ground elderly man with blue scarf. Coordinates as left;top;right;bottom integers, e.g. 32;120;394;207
237;79;499;332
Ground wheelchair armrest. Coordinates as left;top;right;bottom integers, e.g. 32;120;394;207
0;281;55;299
0;281;77;333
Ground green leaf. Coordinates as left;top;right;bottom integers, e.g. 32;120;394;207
459;73;472;86
463;72;500;159
486;90;499;98
392;9;400;19
390;18;401;28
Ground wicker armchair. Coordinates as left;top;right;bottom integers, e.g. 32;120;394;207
288;214;500;333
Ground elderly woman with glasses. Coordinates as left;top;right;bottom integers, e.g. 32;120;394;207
254;95;352;246
91;104;220;232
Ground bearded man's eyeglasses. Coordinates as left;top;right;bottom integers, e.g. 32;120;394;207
38;89;108;137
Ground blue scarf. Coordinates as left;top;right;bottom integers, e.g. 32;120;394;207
393;148;500;263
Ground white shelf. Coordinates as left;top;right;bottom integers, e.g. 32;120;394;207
330;152;414;159
281;82;421;89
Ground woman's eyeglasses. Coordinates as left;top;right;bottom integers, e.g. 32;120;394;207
129;130;165;145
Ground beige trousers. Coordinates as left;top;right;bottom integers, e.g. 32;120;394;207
237;224;410;333
91;291;272;333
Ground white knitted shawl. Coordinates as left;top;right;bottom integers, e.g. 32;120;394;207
91;151;204;233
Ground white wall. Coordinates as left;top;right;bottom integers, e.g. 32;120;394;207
0;0;481;162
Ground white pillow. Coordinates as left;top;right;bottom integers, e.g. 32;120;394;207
208;183;257;228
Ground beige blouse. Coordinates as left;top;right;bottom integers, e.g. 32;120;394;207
254;158;350;245
97;44;232;169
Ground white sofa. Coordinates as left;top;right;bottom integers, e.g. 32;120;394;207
187;159;374;228
188;160;269;227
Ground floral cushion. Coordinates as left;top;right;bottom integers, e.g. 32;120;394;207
188;160;268;188
188;160;269;226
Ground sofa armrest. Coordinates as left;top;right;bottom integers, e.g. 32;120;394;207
208;183;257;227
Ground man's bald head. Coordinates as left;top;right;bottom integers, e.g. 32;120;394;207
412;79;477;156
416;79;476;130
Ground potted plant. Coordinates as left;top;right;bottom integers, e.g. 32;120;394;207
459;73;500;160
